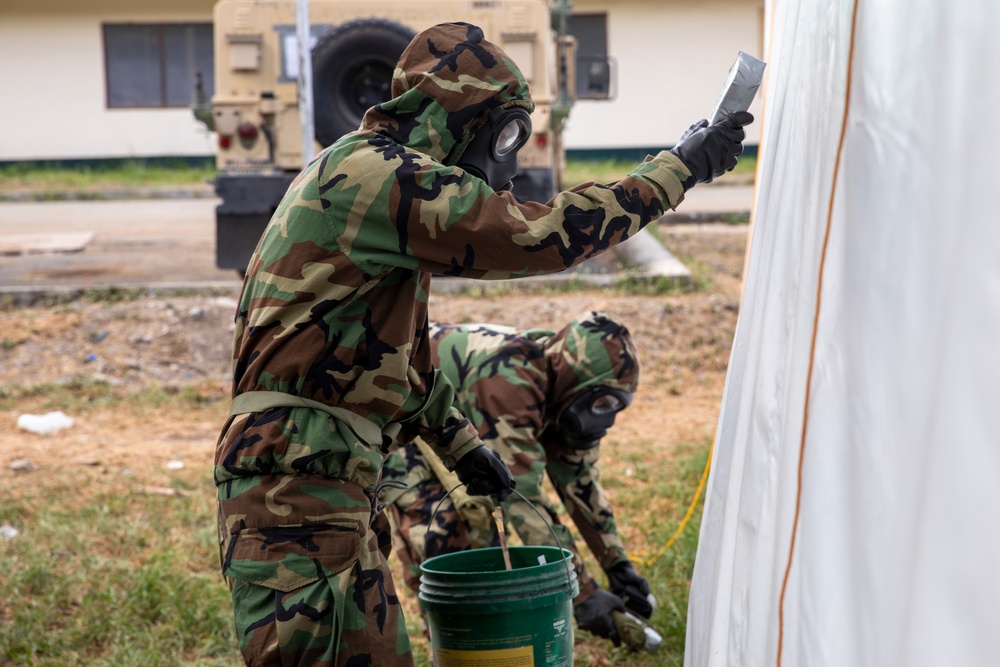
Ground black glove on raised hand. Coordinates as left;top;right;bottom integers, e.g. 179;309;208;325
453;445;516;502
574;588;626;647
669;111;754;190
606;560;654;619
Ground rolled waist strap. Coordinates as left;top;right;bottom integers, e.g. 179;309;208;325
229;391;400;449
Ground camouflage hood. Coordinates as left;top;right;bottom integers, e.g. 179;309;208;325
544;312;641;413
360;22;535;165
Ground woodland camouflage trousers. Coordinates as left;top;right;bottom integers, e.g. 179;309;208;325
222;479;414;666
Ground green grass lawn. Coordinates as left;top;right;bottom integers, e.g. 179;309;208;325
564;156;756;189
0;160;215;193
0;156;754;196
0;384;710;666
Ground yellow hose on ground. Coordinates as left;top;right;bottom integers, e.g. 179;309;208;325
630;441;713;567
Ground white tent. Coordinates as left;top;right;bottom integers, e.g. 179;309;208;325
685;0;1000;665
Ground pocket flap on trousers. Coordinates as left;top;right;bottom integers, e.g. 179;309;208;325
223;523;361;592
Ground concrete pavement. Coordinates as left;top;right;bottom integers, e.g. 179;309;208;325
667;183;754;220
0;198;240;297
0;184;753;298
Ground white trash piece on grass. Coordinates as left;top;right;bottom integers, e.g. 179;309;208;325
9;459;36;472
16;411;75;435
166;459;185;471
0;524;20;540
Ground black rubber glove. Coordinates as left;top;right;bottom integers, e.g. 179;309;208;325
453;446;516;502
606;561;654;619
669;111;754;189
574;588;626;646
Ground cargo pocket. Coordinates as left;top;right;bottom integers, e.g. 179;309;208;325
223;522;361;592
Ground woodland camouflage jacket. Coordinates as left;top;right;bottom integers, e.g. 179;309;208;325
386;315;639;585
215;23;690;506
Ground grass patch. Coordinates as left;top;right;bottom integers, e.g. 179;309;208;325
1;398;712;666
1;287;225;311
0;477;238;666
0;160;214;192
719;213;751;225
564;158;643;188
565;156;756;189
554;440;711;666
615;273;710;296
0;377;220;412
82;286;150;304
0;156;753;196
438;279;700;299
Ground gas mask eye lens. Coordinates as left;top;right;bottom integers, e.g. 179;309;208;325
590;393;625;415
455;106;532;191
556;387;633;450
495;119;528;157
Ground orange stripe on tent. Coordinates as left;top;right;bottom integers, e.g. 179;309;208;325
776;0;862;664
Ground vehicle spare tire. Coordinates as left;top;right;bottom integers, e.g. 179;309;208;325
312;19;416;148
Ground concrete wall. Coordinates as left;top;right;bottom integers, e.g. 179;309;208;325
564;0;765;151
0;0;216;162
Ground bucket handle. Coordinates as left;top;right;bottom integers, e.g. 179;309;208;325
428;485;576;592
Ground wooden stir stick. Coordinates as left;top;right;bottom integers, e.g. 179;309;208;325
493;505;513;570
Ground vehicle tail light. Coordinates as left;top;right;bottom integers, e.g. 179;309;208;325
238;123;258;141
237;122;260;150
219;135;232;149
535;133;548;149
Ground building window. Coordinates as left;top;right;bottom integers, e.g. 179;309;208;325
568;13;609;98
103;23;214;108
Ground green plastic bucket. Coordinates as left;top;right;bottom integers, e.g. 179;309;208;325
419;545;579;667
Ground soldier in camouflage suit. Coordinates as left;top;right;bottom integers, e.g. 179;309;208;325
385;312;653;647
215;20;751;667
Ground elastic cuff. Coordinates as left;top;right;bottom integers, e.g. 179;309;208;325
601;549;630;572
573;576;599;605
442;423;483;469
640;151;692;209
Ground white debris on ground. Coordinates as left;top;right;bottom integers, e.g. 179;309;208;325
16;410;75;435
9;459;36;472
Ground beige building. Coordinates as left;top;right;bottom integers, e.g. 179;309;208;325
565;0;765;156
0;0;763;163
0;0;218;162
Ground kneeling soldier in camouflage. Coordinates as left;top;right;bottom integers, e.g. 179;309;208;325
384;312;655;647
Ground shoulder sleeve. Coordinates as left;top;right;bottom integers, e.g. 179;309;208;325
406;368;484;469
321;140;691;279
546;444;628;570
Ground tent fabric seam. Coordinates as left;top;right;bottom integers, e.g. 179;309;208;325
774;0;862;664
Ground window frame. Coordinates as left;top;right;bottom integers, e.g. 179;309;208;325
102;22;214;110
567;12;612;100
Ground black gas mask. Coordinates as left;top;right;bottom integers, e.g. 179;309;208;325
456;105;532;192
557;386;634;450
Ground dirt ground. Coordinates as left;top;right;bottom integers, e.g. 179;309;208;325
0;225;748;483
0;223;748;664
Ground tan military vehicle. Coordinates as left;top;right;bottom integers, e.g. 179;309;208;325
195;0;611;271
